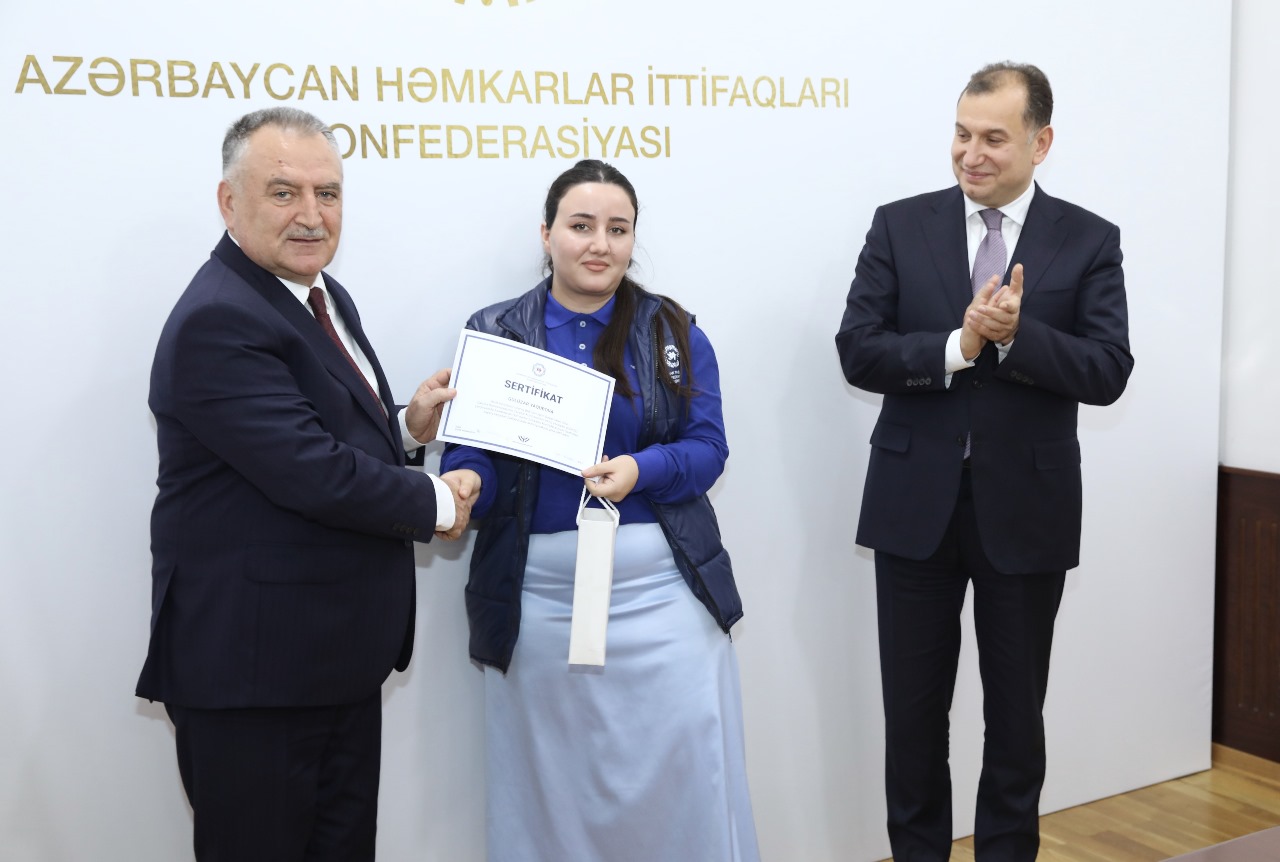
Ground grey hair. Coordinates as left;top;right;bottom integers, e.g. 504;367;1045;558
221;108;339;182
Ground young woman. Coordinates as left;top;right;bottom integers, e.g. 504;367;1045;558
441;160;758;862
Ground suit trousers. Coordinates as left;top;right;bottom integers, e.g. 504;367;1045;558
875;468;1066;862
165;691;382;862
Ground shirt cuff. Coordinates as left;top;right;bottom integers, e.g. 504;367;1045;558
428;473;455;531
944;328;976;388
944;328;976;374
399;411;425;452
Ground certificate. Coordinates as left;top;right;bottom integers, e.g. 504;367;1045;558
437;330;615;475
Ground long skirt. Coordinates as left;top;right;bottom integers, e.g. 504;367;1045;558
484;522;760;862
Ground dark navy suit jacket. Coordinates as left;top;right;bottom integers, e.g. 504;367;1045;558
137;233;437;709
835;184;1133;574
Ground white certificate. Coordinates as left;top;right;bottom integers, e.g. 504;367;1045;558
437;330;615;475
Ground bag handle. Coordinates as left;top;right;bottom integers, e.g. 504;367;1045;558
576;484;620;526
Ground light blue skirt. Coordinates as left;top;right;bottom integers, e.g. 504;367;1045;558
484;522;760;862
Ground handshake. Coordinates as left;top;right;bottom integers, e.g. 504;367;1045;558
436;469;482;541
405;367;480;542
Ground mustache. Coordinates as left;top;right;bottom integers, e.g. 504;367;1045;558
285;228;328;240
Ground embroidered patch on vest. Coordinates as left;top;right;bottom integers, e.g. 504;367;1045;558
664;344;682;384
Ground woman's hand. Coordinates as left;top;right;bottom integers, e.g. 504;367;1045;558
582;455;639;503
436;469;481;540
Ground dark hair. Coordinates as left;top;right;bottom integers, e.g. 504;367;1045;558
962;62;1053;134
222;108;338;182
542;160;696;401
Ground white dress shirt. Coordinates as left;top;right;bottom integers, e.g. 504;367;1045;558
944;182;1035;383
281;274;456;532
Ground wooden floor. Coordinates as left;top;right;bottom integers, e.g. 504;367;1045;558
885;745;1280;861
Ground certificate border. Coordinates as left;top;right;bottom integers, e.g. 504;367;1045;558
438;329;615;475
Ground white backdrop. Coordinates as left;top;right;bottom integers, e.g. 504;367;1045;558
0;1;1229;860
1221;0;1280;473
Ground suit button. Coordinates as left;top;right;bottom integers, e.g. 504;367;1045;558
956;435;966;447
924;377;932;385
973;379;983;389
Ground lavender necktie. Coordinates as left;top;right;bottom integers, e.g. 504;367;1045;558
972;208;1007;295
965;208;1005;460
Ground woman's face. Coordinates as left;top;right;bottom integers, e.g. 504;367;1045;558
542;182;636;313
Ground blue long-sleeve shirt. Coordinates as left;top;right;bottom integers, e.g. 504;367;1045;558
441;291;728;534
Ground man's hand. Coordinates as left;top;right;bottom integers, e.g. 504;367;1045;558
582;455;639;503
406;369;456;445
960;277;997;361
435;469;481;540
967;263;1023;346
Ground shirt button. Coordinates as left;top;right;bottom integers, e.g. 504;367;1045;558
579;320;587;328
578;343;587;351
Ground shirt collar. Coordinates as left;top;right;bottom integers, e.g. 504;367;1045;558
545;290;616;329
227;232;325;306
279;272;326;308
963;181;1036;227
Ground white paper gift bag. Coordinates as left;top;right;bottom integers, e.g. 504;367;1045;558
568;487;620;666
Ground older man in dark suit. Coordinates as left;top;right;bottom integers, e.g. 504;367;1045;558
137;107;477;861
835;63;1134;861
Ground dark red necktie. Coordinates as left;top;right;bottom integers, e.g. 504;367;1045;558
307;287;386;415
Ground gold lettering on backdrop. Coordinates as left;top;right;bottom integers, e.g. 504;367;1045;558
54;56;86;95
13;57;846;110
263;63;294;100
230;63;260;99
442;68;474;102
534;71;557;104
360;125;388;159
331;66;358;100
168;61;199;98
330;121;670;160
131;59;162;97
14;55;51;93
14;57;357;101
504;71;531;103
298;65;328;100
375;67;438;103
89;57;125;96
11;55;849;160
202;63;235;99
355;68;640;106
644;65;849;109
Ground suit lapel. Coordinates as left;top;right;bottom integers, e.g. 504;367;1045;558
322;275;400;449
1010;183;1068;302
921;188;972;322
212;234;397;452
